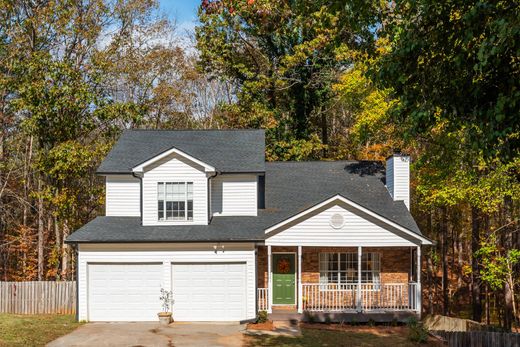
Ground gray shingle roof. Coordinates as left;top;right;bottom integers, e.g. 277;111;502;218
67;161;424;243
97;129;265;174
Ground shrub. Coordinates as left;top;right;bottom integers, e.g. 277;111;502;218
407;317;429;343
159;288;173;313
303;311;315;323
257;310;268;323
324;315;332;324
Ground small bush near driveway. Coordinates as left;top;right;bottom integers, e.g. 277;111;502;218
0;314;82;347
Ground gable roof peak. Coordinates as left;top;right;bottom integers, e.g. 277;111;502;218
97;129;265;174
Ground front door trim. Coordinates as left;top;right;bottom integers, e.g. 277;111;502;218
271;252;297;305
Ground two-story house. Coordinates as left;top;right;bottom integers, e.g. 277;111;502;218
66;129;432;322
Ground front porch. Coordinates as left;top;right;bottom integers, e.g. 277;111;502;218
256;245;422;319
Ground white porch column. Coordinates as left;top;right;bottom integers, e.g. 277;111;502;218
297;246;303;313
267;245;272;313
357;246;362;312
416;245;422;316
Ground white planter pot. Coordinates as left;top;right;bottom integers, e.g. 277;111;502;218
158;312;172;326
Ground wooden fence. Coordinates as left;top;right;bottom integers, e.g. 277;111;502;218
432;330;520;347
0;281;76;314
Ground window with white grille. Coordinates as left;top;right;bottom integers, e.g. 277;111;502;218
319;252;380;285
157;182;193;221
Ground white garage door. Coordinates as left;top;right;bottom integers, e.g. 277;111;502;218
172;263;246;321
88;263;162;321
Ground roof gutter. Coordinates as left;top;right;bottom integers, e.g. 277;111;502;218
65;239;265;244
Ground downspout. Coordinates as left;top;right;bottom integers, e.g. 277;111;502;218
132;172;143;225
72;243;79;321
207;171;219;223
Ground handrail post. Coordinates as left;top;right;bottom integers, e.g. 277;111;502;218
267;245;272;313
416;245;422;317
357;246;362;312
297;246;303;313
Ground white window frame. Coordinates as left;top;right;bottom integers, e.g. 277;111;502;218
157;182;193;221
319;252;381;289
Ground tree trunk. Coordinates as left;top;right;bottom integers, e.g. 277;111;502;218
61;220;70;279
471;207;482;322
503;197;514;331
321;112;328;157
427;255;435;315
37;178;44;281
485;284;490;325
441;208;449;316
54;215;61;279
22;136;33;227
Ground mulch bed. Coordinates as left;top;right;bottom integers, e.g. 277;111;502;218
247;321;275;331
300;323;408;336
301;323;445;345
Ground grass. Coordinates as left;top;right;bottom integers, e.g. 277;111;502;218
245;326;438;347
0;314;82;347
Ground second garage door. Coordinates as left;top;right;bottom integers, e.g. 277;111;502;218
172;263;247;321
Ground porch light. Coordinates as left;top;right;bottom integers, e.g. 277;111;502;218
213;243;225;253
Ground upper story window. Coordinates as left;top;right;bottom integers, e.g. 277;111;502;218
319;252;381;286
157;182;193;221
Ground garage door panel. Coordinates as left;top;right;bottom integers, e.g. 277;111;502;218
172;263;246;321
88;263;162;321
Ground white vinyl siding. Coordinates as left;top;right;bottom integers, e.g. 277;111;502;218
211;174;257;216
105;175;141;216
265;204;416;247
142;153;208;225
386;155;410;209
77;243;256;322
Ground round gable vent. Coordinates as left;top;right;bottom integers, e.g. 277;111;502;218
330;213;345;229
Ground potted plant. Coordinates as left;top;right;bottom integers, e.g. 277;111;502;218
158;288;173;325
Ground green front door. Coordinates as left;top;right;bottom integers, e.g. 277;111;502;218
272;253;296;305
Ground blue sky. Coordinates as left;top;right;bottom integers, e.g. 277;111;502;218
159;0;200;28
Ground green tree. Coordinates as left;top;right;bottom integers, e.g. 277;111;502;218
0;0;194;280
378;0;520;325
196;0;383;159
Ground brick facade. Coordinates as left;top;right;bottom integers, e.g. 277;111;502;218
257;246;412;288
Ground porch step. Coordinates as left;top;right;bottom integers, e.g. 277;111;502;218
268;310;302;323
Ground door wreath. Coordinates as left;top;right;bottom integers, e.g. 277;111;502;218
277;257;291;274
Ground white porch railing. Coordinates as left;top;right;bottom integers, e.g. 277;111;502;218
302;283;357;312
257;288;268;311
257;283;418;312
360;283;418;311
301;283;418;312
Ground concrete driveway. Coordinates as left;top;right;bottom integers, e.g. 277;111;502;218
47;322;246;347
